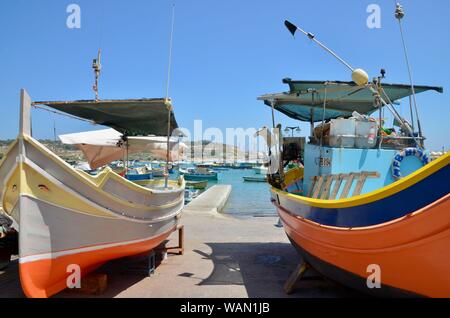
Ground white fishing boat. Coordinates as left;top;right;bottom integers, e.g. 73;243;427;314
0;90;185;298
253;165;269;175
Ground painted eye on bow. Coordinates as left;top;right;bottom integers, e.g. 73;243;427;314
12;184;17;192
38;184;50;191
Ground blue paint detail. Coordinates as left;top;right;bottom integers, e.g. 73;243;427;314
281;162;449;227
303;145;425;196
183;174;218;181
125;172;153;181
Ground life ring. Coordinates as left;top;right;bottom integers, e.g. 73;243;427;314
392;147;430;180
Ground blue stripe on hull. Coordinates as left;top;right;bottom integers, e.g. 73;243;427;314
184;175;217;181
276;163;450;228
125;173;153;181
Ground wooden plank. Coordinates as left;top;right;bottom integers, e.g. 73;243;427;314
340;173;356;199
312;176;324;199
366;172;381;178
329;174;345;200
308;176;318;198
320;175;334;200
284;262;310;295
352;171;380;197
353;172;368;197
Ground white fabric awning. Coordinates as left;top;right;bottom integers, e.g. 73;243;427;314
59;129;187;169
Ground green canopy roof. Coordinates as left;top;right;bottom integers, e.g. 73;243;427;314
258;79;443;122
34;98;178;136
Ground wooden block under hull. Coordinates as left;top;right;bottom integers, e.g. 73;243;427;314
68;273;108;296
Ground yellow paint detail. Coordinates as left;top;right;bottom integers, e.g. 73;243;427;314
282;167;304;187
3;167;20;215
20;164;118;219
76;168;110;186
273;152;450;208
23;136;184;210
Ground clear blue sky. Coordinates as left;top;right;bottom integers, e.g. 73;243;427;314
0;0;449;151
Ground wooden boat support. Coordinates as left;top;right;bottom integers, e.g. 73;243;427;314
283;262;310;295
158;224;184;256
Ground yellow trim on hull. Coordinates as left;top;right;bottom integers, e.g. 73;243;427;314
272;152;450;208
19;163;118;219
2;167;20;215
23;135;184;210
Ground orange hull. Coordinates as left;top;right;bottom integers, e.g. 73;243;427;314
19;228;174;298
278;194;450;297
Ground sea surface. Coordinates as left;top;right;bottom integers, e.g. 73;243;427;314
186;168;276;217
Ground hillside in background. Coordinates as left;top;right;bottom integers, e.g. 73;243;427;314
0;139;260;163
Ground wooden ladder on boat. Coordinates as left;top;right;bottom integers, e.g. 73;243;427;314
308;171;380;200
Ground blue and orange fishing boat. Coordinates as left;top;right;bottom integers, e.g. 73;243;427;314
259;11;449;297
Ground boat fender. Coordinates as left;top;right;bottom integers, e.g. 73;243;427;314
392;148;430;180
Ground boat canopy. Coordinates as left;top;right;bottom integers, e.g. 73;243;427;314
59;128;187;169
258;79;443;122
34;98;178;136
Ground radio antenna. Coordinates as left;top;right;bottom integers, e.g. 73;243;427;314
164;4;176;188
165;4;175;100
92;48;102;100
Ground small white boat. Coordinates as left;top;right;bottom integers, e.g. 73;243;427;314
253;165;269;175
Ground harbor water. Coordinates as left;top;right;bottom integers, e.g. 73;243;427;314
182;168;275;217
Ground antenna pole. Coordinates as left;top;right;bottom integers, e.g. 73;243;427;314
284;20;354;72
53;118;57;153
92;49;102;101
395;3;423;147
166;4;175;100
164;4;176;189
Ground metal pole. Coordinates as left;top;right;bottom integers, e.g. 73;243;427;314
270;100;276;128
165;103;172;189
286;20;354;72
395;3;423;146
